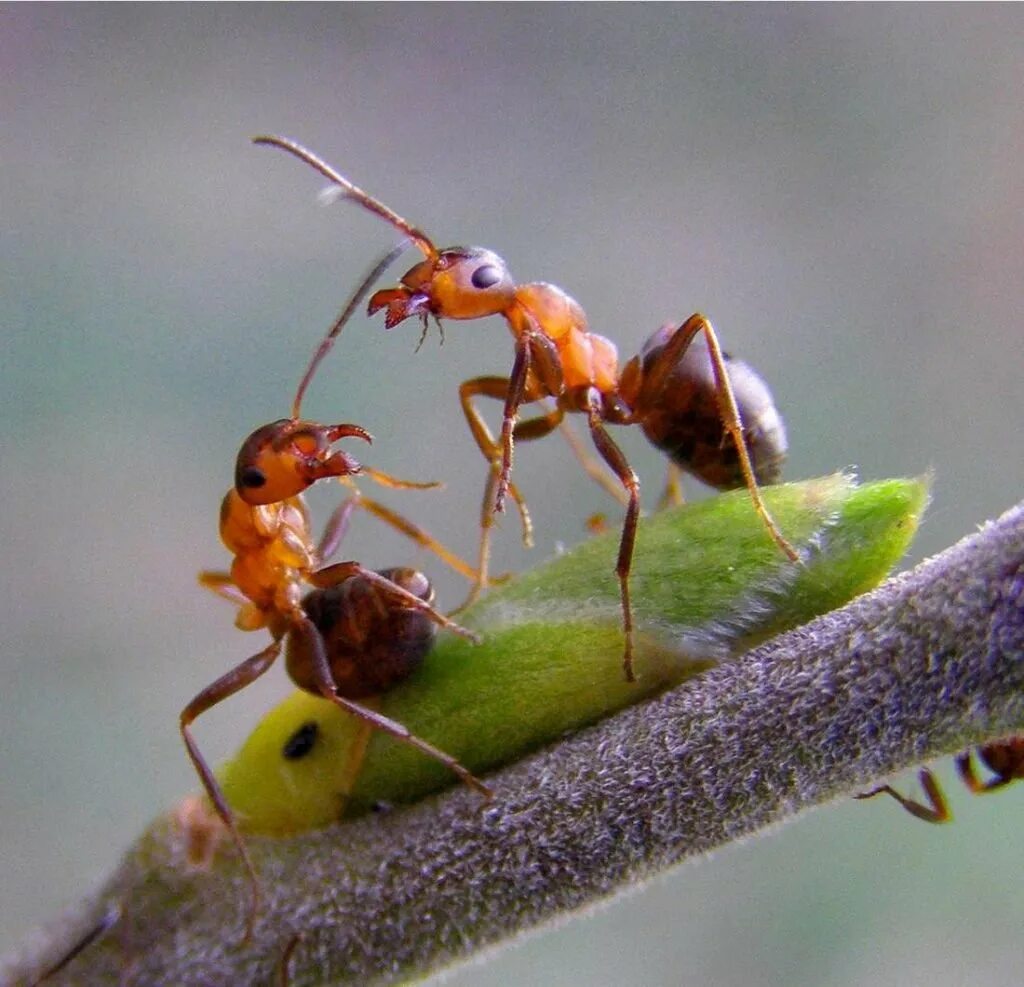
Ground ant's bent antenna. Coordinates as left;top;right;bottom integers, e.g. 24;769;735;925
292;240;411;418
253;135;437;259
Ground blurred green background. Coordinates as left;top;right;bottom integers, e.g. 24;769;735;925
2;6;1021;984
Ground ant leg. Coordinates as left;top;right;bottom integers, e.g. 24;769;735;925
647;314;799;562
314;497;360;563
494;334;531;514
198;570;266;631
278;931;306;987
198;570;249;607
180;639;283;937
656;463;686;510
311;562;481;643
314;488;491;584
294;616;492;797
582;388;641;683
337;713;378;806
33;901;122;984
452;464;504;615
349;494;487;584
358;467;441;491
493;329;563;514
458;377;579;613
557;417;631;507
460;375;537;547
955;749;1013;794
855;768;951;823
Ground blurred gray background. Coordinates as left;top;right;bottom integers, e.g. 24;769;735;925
2;6;1022;984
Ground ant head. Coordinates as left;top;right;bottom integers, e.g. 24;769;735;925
253;137;517;331
368;247;516;329
234;419;372;505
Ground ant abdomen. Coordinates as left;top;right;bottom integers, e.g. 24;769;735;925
287;567;437;699
636;334;787;490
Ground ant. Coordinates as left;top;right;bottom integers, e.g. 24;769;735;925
253;135;798;682
184;418;489;935
182;251;501;932
856;737;1024;823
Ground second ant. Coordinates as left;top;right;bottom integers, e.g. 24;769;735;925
255;134;797;680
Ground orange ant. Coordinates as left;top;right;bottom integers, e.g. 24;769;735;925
183;255;499;931
254;135;797;681
184;418;489;934
857;738;1024;823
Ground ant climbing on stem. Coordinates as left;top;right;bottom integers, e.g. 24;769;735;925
185;418;489;935
254;134;797;681
856;737;1024;823
183;261;497;933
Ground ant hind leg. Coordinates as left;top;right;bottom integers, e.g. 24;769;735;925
294;616;491;798
855;768;951;823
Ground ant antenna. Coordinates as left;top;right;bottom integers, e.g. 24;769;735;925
292;239;410;418
253;135;438;259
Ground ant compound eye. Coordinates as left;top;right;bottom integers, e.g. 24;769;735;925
238;466;267;489
471;264;503;290
282;721;319;760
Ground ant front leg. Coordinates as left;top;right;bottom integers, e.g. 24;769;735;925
855;768;952;823
180;638;284;938
314;488;487;585
494;328;564;514
292;614;492;798
457;376;540;609
494;334;531;516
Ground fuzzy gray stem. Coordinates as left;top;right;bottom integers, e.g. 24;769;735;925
7;501;1024;987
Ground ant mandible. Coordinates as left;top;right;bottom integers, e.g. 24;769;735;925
856;737;1024;823
253;135;799;681
185;418;489;934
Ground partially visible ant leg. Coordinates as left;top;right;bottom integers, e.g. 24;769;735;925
292;613;492;798
180;640;284;939
640;313;798;562
557;416;630;507
30;902;122;985
957;738;1024;794
656;463;686;511
855;768;951;824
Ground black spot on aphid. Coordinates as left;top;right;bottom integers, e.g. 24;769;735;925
471;264;502;289
282;721;319;760
239;466;267;489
